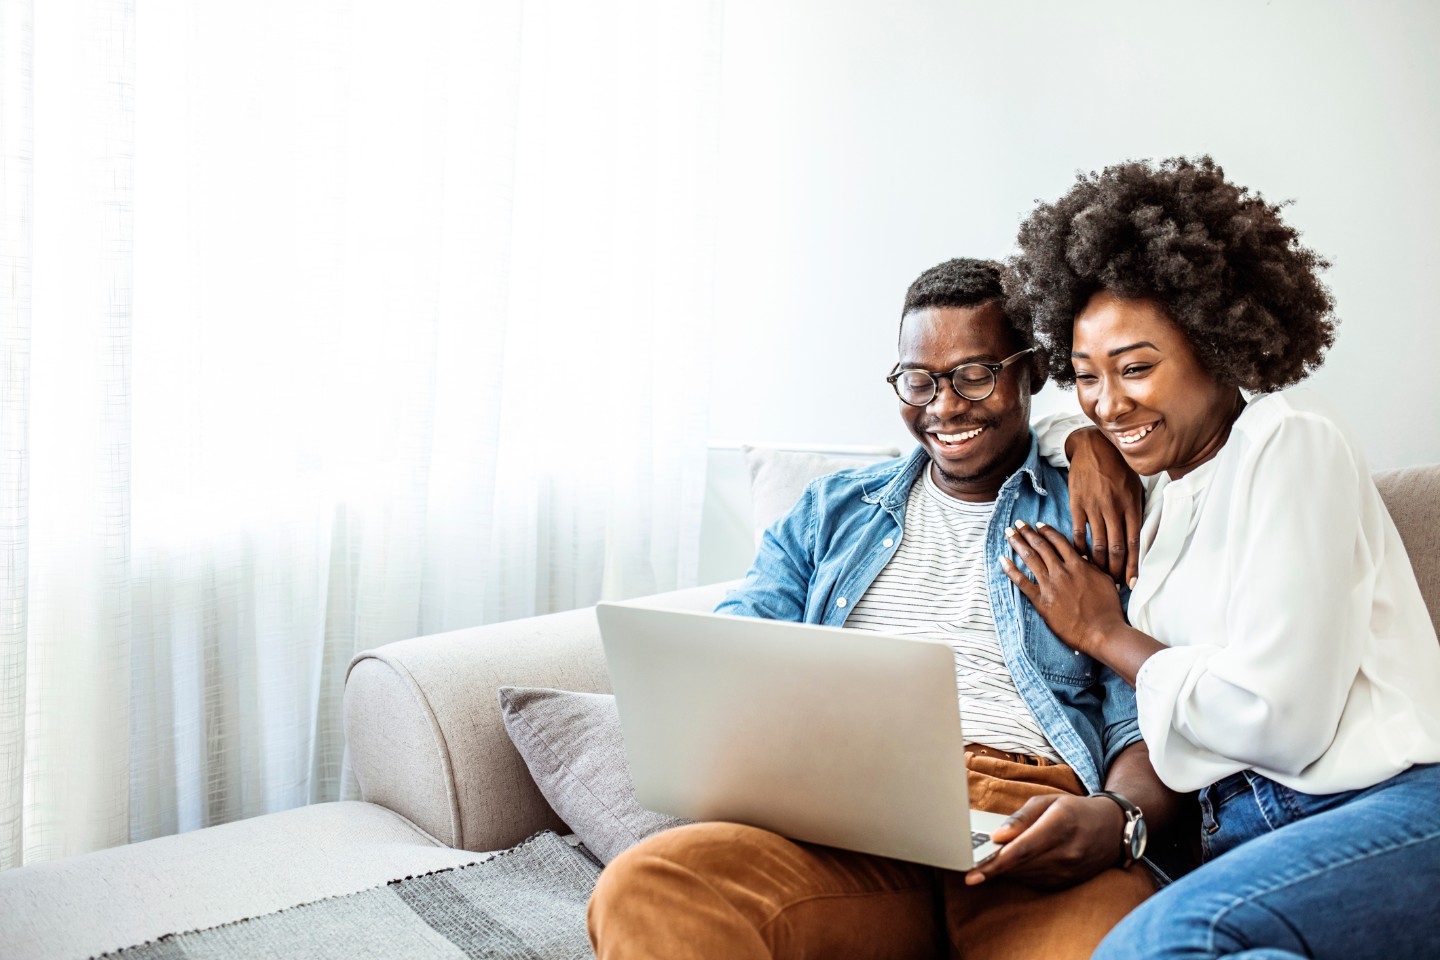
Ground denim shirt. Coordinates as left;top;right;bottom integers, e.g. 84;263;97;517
716;436;1141;793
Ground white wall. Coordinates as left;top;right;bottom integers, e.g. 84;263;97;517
707;0;1440;470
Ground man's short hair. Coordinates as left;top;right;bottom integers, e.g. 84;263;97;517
900;258;1036;356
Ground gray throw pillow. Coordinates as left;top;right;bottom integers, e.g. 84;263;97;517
497;686;692;864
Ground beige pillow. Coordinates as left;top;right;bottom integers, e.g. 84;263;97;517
741;445;901;546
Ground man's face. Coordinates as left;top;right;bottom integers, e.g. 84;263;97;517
895;303;1035;502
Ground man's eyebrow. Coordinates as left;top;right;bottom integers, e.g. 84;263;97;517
1070;341;1159;359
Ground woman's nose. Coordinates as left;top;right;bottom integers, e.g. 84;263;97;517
1093;377;1133;422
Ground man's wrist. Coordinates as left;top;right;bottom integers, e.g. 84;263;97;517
1087;794;1126;854
1093;790;1148;868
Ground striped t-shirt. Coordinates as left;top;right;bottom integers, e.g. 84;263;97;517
844;467;1061;761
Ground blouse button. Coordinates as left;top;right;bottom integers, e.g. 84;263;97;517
882;538;894;548
836;597;848;608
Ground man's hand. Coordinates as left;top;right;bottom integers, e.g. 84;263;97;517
963;794;1126;890
1064;426;1143;587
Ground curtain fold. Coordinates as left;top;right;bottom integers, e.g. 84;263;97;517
1;0;35;873
1;0;720;869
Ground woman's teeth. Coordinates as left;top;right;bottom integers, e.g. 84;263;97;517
937;427;984;444
1117;423;1157;445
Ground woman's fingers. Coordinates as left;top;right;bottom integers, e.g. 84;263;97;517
998;555;1038;601
1096;513;1127;582
1034;521;1083;559
1004;524;1047;577
1124;497;1142;588
1090;515;1112;578
1071;504;1090;558
1009;521;1066;573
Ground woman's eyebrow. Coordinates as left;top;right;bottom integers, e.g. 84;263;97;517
1071;341;1159;359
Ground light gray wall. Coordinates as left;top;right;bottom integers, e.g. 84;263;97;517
708;0;1440;470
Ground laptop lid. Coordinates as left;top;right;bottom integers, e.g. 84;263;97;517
596;602;1004;870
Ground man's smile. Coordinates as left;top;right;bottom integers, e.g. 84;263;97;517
932;426;986;446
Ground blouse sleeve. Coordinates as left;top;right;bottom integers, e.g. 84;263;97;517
1032;412;1092;469
1135;410;1368;779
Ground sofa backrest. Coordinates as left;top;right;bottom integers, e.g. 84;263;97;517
722;450;1440;642
1374;463;1440;642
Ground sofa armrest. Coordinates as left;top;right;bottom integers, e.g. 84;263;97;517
343;581;734;853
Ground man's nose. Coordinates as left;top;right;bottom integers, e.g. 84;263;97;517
928;377;973;417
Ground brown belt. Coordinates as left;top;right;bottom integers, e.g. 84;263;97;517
964;743;1055;767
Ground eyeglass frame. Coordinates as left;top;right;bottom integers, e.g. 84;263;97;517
885;347;1036;406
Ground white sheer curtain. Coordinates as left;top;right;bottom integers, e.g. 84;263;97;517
1;0;719;868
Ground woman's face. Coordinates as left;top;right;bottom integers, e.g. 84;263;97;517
1071;291;1242;480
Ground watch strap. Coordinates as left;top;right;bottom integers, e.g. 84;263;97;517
1093;790;1145;868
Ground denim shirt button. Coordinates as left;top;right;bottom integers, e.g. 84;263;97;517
836;597;847;608
882;538;893;548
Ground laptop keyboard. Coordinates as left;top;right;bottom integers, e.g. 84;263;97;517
971;831;991;850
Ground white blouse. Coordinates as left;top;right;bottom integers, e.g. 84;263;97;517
1128;389;1440;794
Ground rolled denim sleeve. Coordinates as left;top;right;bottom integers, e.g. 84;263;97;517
1100;587;1145;769
715;482;818;622
1100;666;1144;770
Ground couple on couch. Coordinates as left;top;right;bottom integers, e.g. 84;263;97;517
589;157;1440;959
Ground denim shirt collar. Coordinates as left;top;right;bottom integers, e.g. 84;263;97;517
863;434;1050;509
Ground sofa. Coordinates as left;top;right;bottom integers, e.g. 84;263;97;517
1;462;1437;959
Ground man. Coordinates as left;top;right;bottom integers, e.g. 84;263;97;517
588;259;1179;960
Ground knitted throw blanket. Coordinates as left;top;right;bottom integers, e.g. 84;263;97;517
101;831;602;960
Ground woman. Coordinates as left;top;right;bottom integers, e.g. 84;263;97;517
1000;156;1440;958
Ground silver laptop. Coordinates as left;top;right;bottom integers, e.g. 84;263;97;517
595;602;1009;871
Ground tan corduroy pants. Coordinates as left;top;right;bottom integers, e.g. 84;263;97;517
588;753;1156;959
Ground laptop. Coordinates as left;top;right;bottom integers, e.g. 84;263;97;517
595;602;1009;871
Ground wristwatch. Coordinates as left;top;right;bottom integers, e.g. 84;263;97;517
1094;790;1148;868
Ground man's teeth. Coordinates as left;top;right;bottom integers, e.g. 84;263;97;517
1117;423;1157;445
936;427;985;443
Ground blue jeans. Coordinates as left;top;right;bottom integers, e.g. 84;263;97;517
1094;762;1440;959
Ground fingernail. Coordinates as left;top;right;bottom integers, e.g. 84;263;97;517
999;556;1013;568
1005;527;1016;538
1128;577;1137;589
1036;522;1049;529
1014;519;1028;529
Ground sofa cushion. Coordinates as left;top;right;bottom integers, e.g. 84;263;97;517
742;444;901;546
1374;463;1440;639
498;687;690;864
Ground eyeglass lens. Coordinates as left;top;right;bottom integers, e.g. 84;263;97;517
894;365;995;404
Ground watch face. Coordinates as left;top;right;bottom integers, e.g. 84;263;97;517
1129;816;1148;859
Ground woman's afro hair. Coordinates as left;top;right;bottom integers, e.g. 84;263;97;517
1007;156;1336;391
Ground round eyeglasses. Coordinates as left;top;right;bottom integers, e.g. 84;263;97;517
886;348;1035;406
